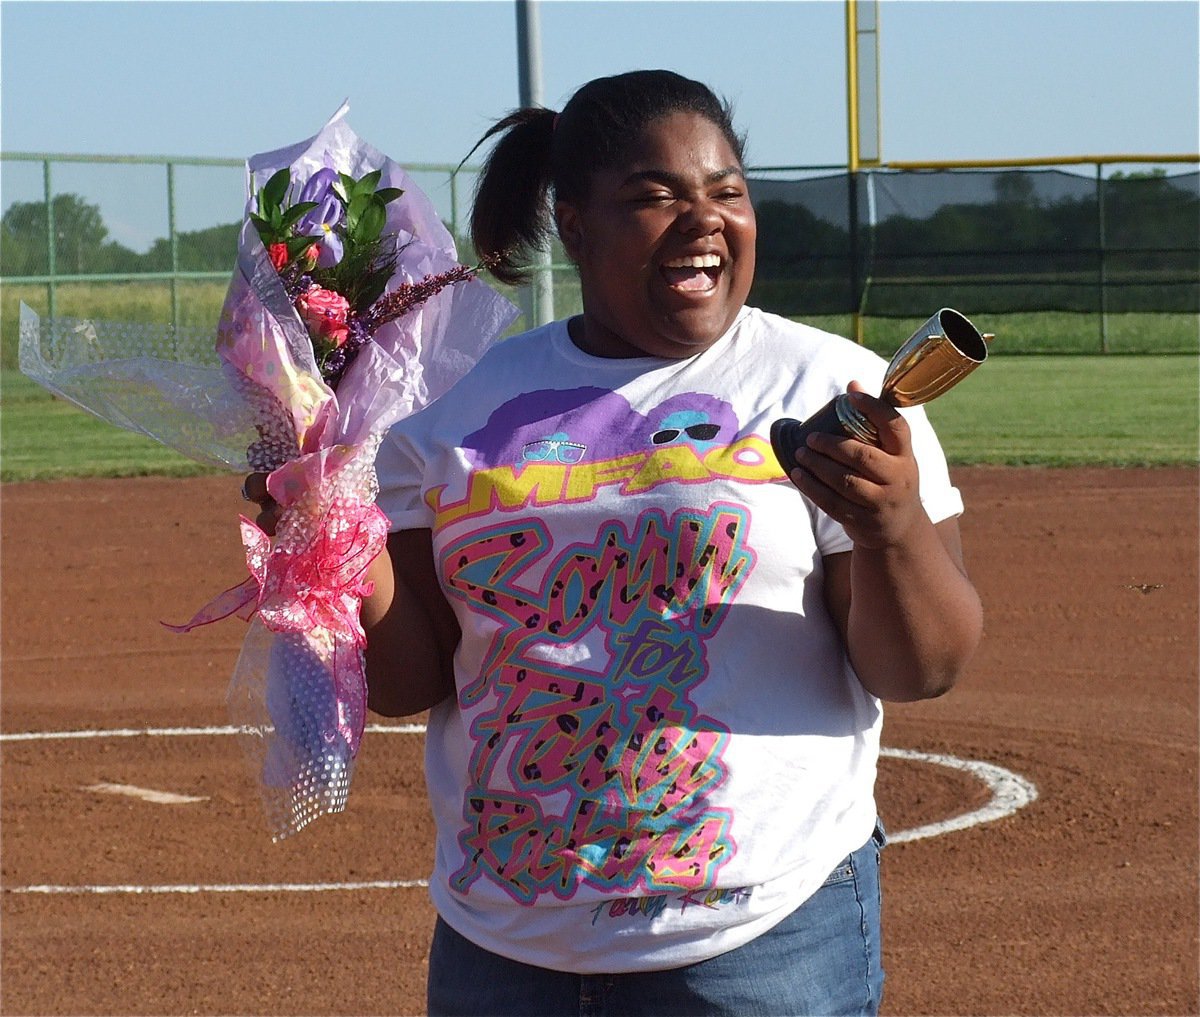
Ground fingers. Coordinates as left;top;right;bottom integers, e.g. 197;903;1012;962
240;472;280;537
792;436;885;511
844;383;911;457
242;472;271;504
787;383;923;549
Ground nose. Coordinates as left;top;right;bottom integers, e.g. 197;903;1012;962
677;198;723;237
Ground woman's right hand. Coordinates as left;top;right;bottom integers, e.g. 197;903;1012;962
240;473;456;714
241;472;282;536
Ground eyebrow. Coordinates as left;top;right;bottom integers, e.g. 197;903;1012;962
620;166;745;188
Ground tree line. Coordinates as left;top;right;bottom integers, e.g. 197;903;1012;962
0;193;241;277
3;171;1196;315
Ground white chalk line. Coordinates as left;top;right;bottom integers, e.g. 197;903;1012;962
2;725;1037;896
879;747;1039;844
9;879;430;896
82;782;209;805
0;723;427;742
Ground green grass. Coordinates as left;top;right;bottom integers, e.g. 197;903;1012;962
1;370;220;481
2;353;1195;482
3;278;1195;477
805;311;1200;356
922;354;1198;466
4;279;1198;368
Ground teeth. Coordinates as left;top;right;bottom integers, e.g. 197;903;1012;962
663;254;722;269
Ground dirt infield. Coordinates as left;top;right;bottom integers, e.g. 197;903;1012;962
2;466;1197;1016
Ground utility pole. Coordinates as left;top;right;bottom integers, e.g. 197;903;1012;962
516;0;555;326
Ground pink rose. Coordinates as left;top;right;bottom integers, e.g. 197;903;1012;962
268;243;290;271
295;286;351;347
302;243;320;270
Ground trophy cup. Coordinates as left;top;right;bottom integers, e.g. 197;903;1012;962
770;307;992;472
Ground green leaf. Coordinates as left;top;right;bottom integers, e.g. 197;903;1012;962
261;168;291;213
250;212;283;246
357;169;383;194
375;187;405;205
353;198;387;245
286;235;316;258
344;193;369;236
279;201;320;229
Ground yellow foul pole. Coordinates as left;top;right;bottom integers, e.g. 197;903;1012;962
846;0;861;175
846;0;880;343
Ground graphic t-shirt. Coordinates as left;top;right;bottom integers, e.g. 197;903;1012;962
375;307;964;973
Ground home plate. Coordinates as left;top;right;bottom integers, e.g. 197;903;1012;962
83;782;208;805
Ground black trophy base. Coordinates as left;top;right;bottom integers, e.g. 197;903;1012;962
770;397;847;474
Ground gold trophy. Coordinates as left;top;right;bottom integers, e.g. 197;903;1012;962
771;308;992;472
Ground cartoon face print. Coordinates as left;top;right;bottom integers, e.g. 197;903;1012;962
461;387;743;475
463;388;645;470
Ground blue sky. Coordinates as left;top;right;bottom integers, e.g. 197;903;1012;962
2;0;1197;250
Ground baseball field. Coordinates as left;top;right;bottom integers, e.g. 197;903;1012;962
1;462;1196;1015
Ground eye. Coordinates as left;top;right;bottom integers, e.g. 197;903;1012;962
634;191;674;206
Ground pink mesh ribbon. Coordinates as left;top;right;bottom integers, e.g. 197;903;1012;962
168;485;388;839
244;502;384;647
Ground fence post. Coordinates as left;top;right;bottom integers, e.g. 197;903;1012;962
1096;162;1109;353
847;170;864;343
42;159;56;320
166;162;182;331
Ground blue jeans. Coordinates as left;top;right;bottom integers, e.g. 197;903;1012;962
427;823;886;1017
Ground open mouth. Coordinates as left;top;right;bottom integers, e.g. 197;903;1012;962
661;253;722;293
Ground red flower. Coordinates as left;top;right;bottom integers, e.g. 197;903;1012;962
295;285;351;347
268;243;290;271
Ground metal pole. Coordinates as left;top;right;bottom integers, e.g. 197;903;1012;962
43;159;57;319
167;162;181;331
1096;162;1109;353
516;0;554;326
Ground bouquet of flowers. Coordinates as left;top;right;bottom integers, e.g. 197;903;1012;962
20;103;518;839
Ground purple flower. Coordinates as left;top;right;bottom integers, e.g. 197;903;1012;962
296;168;345;266
298;167;339;204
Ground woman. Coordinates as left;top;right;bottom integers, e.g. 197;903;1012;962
249;69;982;1016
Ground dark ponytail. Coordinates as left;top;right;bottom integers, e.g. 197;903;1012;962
467;71;745;286
465;107;557;287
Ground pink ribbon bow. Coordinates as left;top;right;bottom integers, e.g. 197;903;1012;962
165;498;389;754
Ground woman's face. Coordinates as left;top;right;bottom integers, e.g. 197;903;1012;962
555;111;756;360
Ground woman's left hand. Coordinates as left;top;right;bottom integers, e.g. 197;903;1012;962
784;380;923;550
787;380;984;702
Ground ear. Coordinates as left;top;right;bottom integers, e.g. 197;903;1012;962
555;200;583;262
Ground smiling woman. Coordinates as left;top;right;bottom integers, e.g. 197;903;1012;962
309;69;984;1017
555;111;757;359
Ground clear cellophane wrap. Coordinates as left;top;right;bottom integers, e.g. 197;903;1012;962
19;103;517;839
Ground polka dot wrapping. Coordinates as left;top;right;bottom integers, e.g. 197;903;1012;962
226;437;384;840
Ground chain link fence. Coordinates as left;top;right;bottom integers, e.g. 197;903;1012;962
3;152;1197;366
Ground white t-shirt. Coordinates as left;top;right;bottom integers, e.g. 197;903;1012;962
375;306;963;973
